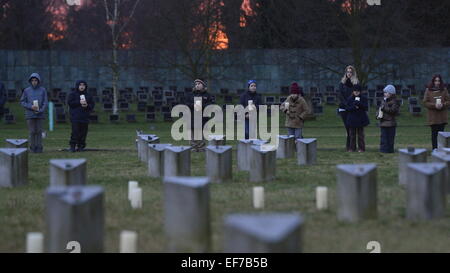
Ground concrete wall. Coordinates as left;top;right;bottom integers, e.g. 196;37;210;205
0;48;448;94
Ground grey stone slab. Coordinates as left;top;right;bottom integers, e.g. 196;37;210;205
398;148;427;185
136;134;157;160
148;144;172;178
45;185;104;253
431;150;450;193
223;213;304;253
249;145;276;182
49;159;87;186
237;139;268;171
164;146;192;177
296;138;317;165
5;139;28;149
406;163;447;220
438;132;450;149
206;145;232;183
138;135;160;163
163;176;210;252
336;164;378;222
0;148;28;188
276;135;295;159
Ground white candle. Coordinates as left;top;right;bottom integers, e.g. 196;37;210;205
33;100;39;107
253;186;264;209
316;186;328;210
128;181;139;201
120;230;137;253
285;102;289;108
80;95;86;101
26;232;43;253
130;187;142;209
248;100;255;111
194;100;202;111
436;98;442;105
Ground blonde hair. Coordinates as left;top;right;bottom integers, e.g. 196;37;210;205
341;65;359;85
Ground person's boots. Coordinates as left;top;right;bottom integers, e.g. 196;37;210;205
77;145;85;152
70;144;76;153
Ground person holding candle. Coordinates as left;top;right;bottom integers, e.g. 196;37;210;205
423;74;450;151
376;85;400;153
68;80;95;152
239;80;262;139
185;78;213;152
280;82;309;139
346;84;369;152
0;80;6;121
20;73;48;153
338;65;359;152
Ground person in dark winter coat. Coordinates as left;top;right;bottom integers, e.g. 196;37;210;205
338;65;359;151
185;78;214;152
346;84;369;152
376;85;400;153
67;80;95;152
20;73;48;153
0;81;6;120
423;74;450;151
239;80;262;139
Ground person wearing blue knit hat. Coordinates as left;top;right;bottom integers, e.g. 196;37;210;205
240;80;262;139
376;84;400;153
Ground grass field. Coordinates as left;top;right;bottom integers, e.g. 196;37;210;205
1;99;450;253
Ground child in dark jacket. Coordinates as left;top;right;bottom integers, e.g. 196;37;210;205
346;85;369;152
185;79;213;152
376;85;400;153
68;80;95;152
240;80;262;139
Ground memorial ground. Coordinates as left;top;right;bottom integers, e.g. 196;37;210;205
1;102;450;253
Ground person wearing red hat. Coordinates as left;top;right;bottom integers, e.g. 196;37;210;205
280;82;309;139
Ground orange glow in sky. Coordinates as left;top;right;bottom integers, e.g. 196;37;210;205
240;0;254;27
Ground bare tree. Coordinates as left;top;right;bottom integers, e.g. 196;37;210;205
133;0;240;91
102;0;140;114
247;0;423;87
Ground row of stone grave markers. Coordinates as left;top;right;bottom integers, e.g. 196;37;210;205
162;175;304;252
136;132;317;252
8;130;450;253
140;133;318;183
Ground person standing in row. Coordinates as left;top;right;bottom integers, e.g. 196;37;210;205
346;84;369;152
68;80;95;152
423;74;450;151
20;73;48;153
280;82;309;139
240;80;262;139
186;78;213;152
376;85;400;153
338;65;359;152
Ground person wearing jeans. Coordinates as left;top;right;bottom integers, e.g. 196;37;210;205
377;85;400;153
20;73;48;153
280;82;309;140
423;74;450;151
